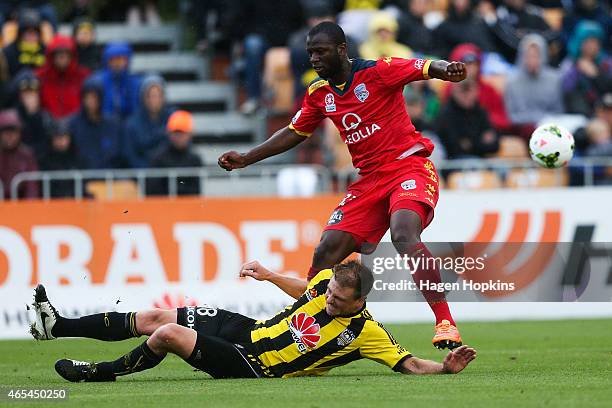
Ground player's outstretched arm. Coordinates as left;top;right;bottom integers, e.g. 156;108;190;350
240;260;308;300
428;60;467;83
400;345;476;375
218;127;307;171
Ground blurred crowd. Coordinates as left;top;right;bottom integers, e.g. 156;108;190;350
0;1;204;199
0;0;611;200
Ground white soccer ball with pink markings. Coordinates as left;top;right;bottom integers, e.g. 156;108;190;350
529;123;575;168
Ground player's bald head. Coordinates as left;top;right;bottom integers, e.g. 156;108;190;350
307;22;346;46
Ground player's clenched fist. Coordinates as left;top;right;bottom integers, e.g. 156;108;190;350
218;151;247;171
239;260;273;281
444;61;467;82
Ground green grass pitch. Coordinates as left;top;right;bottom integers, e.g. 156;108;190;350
1;319;611;408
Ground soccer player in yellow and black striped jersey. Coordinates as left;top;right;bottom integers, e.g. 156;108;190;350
32;261;476;382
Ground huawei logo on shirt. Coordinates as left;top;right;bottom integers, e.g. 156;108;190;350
289;312;321;353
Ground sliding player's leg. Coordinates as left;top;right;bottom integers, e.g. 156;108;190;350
389;206;461;350
30;284;176;341
55;323;263;382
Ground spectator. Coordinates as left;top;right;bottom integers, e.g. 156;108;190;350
562;21;612;117
11;69;53;160
124;75;173;168
69;78;123;169
433;0;495;58
3;9;46;77
595;93;612;131
584;118;612;158
484;0;556;63
504;34;563;135
562;0;611;55
148;110;202;196
396;0;435;55
228;0;304;114
127;0;161;26
404;87;447;163
359;11;412;60
0;109;39;199
63;0;91;22
38;119;87;198
73;18;101;71
583;118;612;185
93;42;141;119
36;35;90;120
403;81;440;128
443;43;511;132
4;1;59;30
0;50;10;107
337;0;384;44
437;79;499;159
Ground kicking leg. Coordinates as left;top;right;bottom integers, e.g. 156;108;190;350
308;230;359;280
390;208;461;350
30;284;176;341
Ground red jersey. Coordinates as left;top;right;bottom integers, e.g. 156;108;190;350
289;57;435;175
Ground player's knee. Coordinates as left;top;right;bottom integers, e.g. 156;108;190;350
391;227;421;247
313;237;341;266
151;323;182;346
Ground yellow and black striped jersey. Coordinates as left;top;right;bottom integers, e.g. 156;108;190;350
250;269;411;377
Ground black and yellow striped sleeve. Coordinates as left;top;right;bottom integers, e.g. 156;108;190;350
359;321;411;371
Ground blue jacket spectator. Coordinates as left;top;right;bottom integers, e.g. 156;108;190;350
562;21;612;117
562;0;611;55
93;42;141;120
69;78;123;169
124;75;174;168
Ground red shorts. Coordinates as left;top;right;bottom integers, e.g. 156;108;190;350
325;155;440;247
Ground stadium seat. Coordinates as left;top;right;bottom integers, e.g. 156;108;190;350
59;23;180;52
165;81;236;112
86;180;139;200
496;136;528;159
131;52;208;81
505;168;569;189
263;47;294;114
447;170;502;190
191;112;267;144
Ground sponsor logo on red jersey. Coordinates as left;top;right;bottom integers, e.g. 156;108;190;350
289;312;321;352
325;93;336;112
401;179;416;190
354;83;369;102
341;112;381;145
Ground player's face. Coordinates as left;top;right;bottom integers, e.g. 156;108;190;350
325;277;364;317
306;33;344;79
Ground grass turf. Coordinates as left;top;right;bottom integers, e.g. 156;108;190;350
1;319;611;408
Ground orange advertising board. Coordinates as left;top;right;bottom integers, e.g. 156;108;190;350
0;196;343;287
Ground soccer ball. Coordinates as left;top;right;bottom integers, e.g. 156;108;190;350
528;124;575;168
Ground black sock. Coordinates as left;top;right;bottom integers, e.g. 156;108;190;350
96;340;164;379
52;312;139;341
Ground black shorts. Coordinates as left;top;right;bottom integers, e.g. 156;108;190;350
176;306;271;379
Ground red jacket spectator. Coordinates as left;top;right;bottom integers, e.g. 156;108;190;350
443;43;511;133
37;35;90;119
0;110;39;199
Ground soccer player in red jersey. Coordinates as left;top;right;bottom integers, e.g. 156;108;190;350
219;22;467;349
